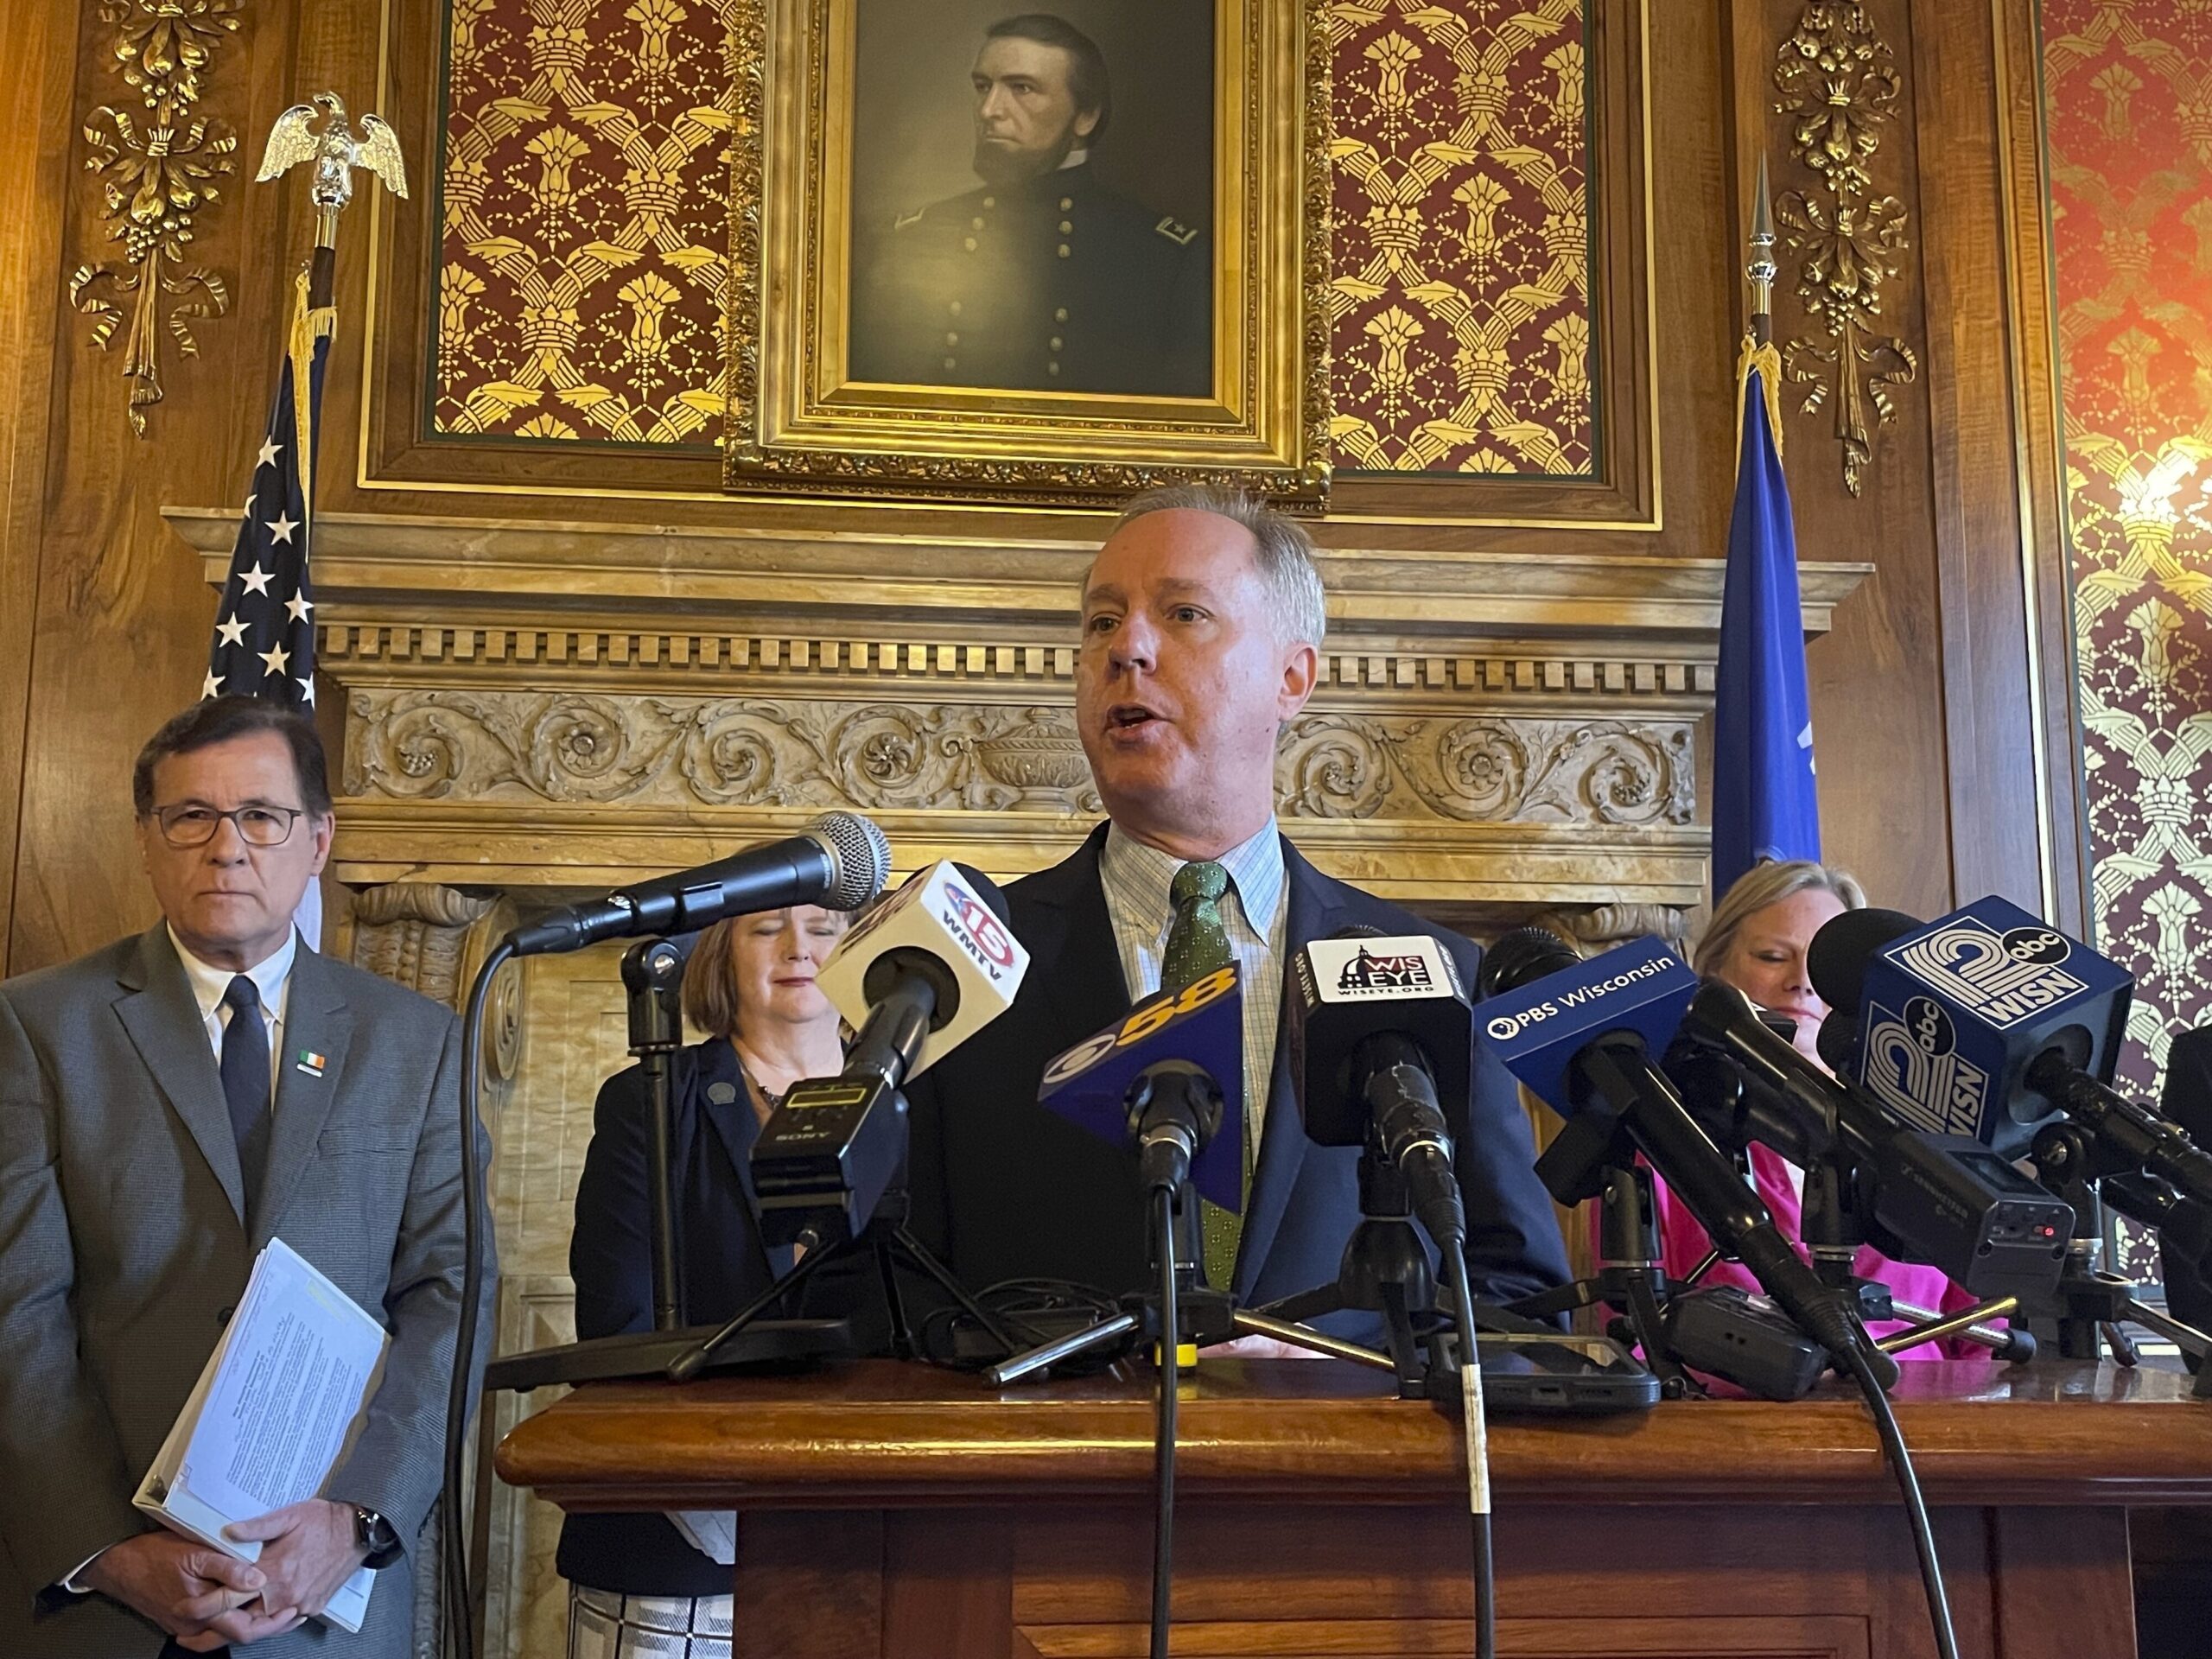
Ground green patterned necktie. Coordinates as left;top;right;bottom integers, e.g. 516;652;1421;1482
1161;861;1242;1288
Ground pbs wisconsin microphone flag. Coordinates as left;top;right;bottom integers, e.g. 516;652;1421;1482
203;257;333;943
1709;336;1821;901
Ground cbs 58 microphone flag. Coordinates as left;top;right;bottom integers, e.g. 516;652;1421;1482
1710;331;1821;900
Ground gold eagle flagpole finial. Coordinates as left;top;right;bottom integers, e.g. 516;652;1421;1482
256;92;408;264
253;92;404;526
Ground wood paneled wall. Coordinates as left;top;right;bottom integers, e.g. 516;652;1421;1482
0;0;2085;974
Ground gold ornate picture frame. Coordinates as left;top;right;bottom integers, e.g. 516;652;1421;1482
724;0;1330;507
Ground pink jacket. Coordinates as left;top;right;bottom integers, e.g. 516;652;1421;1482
1630;1145;1993;1362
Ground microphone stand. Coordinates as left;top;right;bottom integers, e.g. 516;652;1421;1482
2026;1120;2212;1370
987;1065;1396;1385
666;1173;1021;1380
1260;1138;1457;1399
625;935;689;1332
485;935;869;1394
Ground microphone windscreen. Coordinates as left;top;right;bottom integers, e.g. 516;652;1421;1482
809;811;893;909
1806;906;1921;1015
1479;925;1582;999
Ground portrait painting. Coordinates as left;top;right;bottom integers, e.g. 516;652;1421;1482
728;0;1328;506
844;3;1216;399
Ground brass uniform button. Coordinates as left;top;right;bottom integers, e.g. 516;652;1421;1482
971;215;985;229
950;301;963;316
944;356;958;370
963;237;977;251
983;196;996;208
1059;219;1072;233
1050;335;1063;350
1055;308;1069;322
1059;196;1072;210
945;332;959;346
1057;243;1071;257
1048;361;1061;375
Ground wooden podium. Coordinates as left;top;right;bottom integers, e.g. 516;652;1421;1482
496;1358;2212;1658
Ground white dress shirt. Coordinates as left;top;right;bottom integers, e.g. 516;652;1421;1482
170;924;296;1104
1096;820;1287;1164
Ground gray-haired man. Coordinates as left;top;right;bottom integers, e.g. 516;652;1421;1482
906;488;1568;1329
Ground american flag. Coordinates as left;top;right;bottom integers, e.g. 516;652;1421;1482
206;263;329;711
205;260;334;945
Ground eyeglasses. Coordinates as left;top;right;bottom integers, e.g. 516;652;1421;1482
150;804;307;849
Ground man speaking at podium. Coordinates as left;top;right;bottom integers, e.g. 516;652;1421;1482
909;487;1567;1321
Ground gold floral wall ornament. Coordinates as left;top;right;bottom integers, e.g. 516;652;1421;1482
1770;1;1918;496
70;0;243;436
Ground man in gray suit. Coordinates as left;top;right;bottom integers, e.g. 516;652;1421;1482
0;697;494;1656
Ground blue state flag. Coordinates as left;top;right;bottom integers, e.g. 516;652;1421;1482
1709;340;1821;901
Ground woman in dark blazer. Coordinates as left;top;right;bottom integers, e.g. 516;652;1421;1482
557;897;853;1659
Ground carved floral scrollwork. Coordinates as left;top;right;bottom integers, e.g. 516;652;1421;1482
344;691;1692;830
346;691;1109;817
1280;716;1395;819
1374;718;1691;826
72;0;243;435
1770;2;1919;495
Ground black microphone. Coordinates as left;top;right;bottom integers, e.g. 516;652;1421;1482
1479;927;1897;1386
1669;979;2072;1298
1809;900;2212;1207
1286;925;1474;1249
504;812;892;956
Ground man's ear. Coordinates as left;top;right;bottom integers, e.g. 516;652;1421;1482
1074;105;1101;141
1276;641;1319;721
306;813;335;877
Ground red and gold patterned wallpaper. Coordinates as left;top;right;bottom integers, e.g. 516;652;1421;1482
1324;0;1592;475
2044;0;2212;1104
435;0;736;442
430;0;1596;473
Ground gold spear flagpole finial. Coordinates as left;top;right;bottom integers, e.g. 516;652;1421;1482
1747;152;1777;346
1737;153;1784;461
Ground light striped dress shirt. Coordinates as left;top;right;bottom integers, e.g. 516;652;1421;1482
1097;819;1287;1166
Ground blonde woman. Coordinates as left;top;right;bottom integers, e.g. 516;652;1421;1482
559;899;853;1658
1650;859;1986;1356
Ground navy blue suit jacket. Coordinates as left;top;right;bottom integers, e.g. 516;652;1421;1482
556;1038;795;1597
907;824;1569;1317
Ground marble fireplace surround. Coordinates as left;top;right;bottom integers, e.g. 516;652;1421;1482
168;505;1866;1653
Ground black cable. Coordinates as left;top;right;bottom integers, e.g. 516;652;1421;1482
1443;1248;1497;1659
442;943;509;1659
1843;1344;1959;1659
1149;1188;1179;1659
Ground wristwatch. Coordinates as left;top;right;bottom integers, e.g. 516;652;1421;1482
350;1505;404;1570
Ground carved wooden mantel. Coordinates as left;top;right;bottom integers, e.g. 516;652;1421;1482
167;507;1871;930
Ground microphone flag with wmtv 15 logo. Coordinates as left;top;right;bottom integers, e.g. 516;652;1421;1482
1475;937;1700;1112
1038;965;1246;1211
1848;896;2133;1158
815;861;1029;1078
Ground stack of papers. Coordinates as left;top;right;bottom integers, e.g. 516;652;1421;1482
135;1239;389;1632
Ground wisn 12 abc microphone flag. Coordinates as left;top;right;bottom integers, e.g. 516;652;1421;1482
1709;319;1822;900
203;258;332;944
